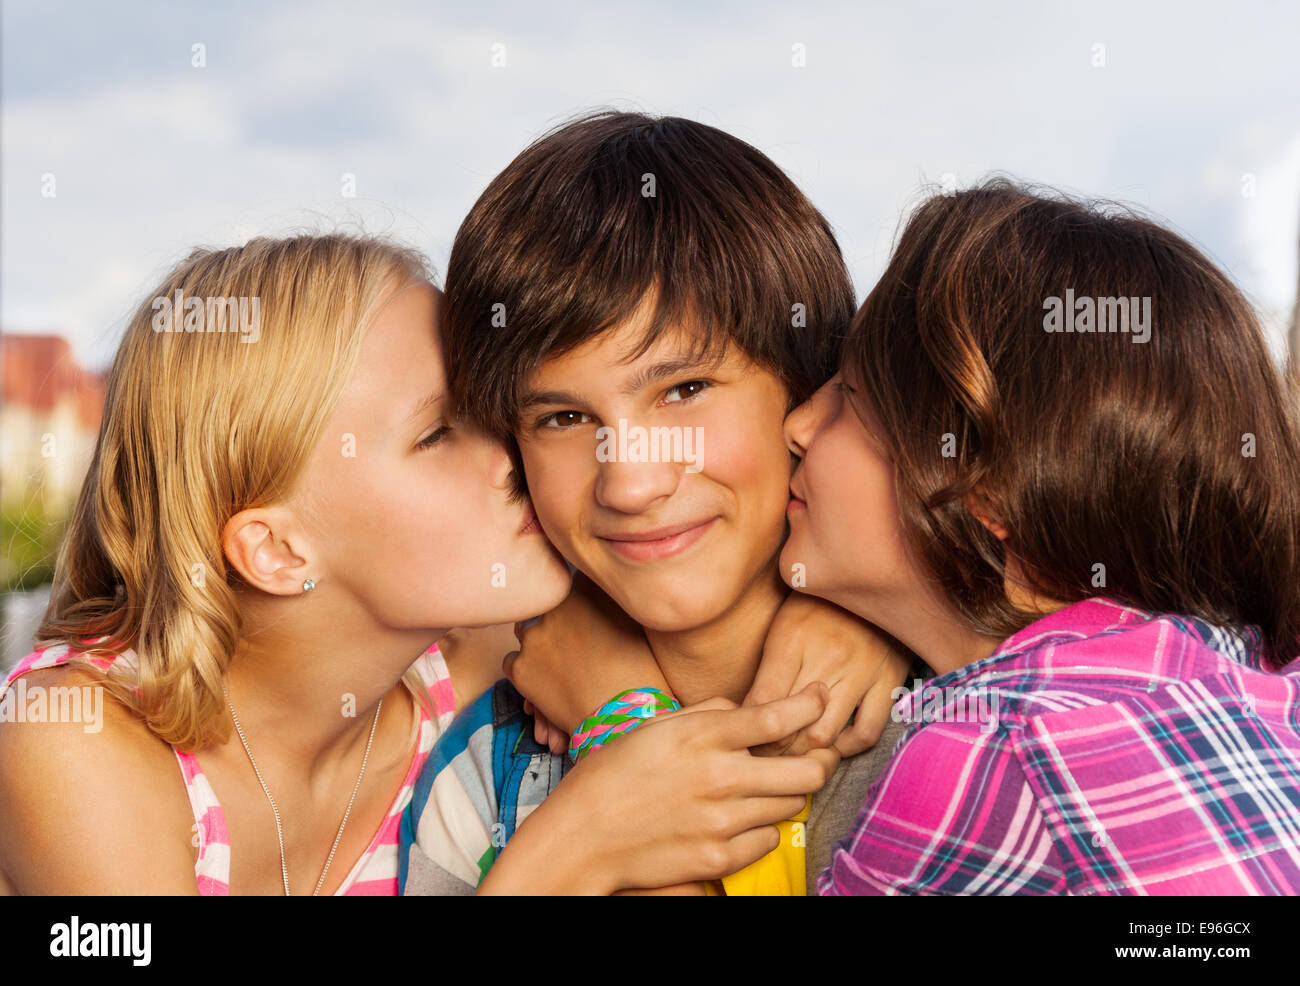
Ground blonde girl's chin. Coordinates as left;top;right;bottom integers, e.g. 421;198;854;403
538;565;575;610
497;567;574;626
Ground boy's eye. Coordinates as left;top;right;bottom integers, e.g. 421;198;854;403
417;425;452;450
663;380;711;403
538;410;593;430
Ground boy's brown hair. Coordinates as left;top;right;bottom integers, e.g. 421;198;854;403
443;110;856;444
845;177;1300;668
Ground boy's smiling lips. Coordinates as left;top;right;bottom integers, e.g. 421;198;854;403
598;516;719;561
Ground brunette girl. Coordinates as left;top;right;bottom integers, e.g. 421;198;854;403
783;179;1300;894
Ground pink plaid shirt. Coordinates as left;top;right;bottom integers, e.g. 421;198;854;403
819;598;1300;895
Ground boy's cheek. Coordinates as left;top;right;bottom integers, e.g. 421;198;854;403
521;461;588;554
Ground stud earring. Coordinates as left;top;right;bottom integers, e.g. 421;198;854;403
302;578;316;593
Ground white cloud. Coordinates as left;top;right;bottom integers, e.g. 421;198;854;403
2;0;1298;368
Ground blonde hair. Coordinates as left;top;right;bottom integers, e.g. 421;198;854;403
38;233;435;750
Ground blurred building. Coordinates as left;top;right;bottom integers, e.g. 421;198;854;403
1;333;105;667
1;333;106;514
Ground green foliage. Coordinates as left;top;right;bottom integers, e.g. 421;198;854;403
1;501;65;592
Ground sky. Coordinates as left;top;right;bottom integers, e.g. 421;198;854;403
3;0;1299;369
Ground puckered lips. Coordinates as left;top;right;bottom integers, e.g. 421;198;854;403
518;501;542;535
787;478;808;514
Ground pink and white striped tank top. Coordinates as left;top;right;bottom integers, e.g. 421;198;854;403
2;641;457;895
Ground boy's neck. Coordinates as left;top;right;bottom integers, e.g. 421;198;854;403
644;556;788;706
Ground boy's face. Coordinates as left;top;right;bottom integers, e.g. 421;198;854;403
515;299;792;632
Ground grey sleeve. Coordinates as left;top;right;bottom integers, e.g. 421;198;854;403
402;841;476;897
804;715;910;893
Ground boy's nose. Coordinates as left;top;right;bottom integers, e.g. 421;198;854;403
593;458;681;514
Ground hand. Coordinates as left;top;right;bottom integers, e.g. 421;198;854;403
437;624;522;713
745;592;913;757
477;684;838;895
522;698;569;756
504;572;668;735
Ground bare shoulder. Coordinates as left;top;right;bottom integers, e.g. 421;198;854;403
0;663;167;757
0;665;199;894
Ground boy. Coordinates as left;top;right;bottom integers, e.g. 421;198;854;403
400;112;917;895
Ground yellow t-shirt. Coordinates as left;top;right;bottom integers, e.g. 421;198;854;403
705;798;810;896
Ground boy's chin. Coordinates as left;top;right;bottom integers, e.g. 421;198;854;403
617;591;733;634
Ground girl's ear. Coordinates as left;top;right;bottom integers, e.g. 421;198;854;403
221;508;313;595
964;489;1010;541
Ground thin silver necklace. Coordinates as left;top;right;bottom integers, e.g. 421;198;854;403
224;687;383;896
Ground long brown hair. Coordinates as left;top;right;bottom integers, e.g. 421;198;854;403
845;178;1300;669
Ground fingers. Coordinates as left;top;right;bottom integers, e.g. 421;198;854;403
734;752;835;799
745;677;865;756
805;744;842;779
524;697;555;752
526;703;570;755
743;642;802;708
628;827;786;888
833;695;885;758
710;682;829;749
834;668;906;757
715;825;784;876
815;680;863;748
652;696;739;722
614;882;712;896
546;717;569;756
513;616;543;645
783;674;865;755
523;698;548;747
833;729;865;759
748;734;798;758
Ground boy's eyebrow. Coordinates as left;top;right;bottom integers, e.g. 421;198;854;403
618;355;720;396
520;356;722;414
518;388;589;415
